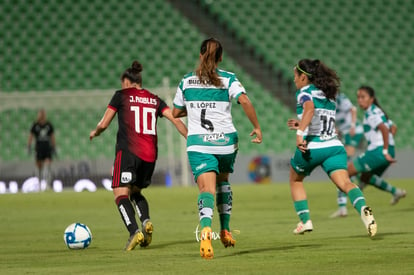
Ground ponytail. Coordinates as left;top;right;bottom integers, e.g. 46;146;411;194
196;38;223;87
296;59;340;100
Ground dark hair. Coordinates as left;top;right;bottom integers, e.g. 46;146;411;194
121;61;143;85
296;59;340;100
358;85;389;119
196;38;223;87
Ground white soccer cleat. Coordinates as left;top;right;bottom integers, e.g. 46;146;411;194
390;189;407;205
360;206;377;237
293;220;313;235
329;207;348;218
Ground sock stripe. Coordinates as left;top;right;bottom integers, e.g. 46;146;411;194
352;196;364;207
297;209;310;215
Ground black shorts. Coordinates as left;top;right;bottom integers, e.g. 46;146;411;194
35;144;53;161
112;150;155;189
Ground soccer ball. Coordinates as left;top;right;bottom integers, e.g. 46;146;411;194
63;223;92;249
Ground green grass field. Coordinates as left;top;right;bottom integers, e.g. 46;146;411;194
0;179;413;274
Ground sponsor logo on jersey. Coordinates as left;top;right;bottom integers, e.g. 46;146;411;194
202;132;230;144
129;96;157;105
121;172;132;183
188;79;212;85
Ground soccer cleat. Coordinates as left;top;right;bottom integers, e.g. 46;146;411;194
200;227;214;259
390;189;407;205
293;220;313;234
124;230;144;251
360;206;377;237
329;207;348;218
220;230;236;248
140;221;153;247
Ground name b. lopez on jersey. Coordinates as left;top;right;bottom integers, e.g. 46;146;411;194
189;102;216;109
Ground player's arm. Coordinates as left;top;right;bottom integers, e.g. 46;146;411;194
238;93;262;144
350;106;357;136
296;100;314;153
27;133;34;155
89;108;116;140
163;108;188;138
389;120;397;136
378;123;396;163
172;107;187;118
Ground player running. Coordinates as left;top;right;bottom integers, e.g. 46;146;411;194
172;38;262;259
89;61;187;251
347;86;406;205
287;59;377;237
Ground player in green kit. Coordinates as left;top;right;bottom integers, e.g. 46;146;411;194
172;38;262;259
347;86;406;204
287;59;377;237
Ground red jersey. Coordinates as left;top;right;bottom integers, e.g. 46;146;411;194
108;88;169;162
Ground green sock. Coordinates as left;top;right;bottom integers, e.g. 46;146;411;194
348;187;366;214
216;182;232;231
294;200;310;223
368;175;397;194
198;192;214;228
337;189;347;207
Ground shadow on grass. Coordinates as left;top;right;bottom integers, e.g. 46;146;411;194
346;231;412;241
217;243;321;258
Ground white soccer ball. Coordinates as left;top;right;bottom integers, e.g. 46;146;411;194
63;222;92;249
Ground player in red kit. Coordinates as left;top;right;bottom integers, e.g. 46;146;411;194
90;61;187;251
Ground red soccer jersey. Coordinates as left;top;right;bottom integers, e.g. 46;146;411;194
108;88;168;162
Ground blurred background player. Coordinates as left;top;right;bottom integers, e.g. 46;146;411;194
89;61;187;251
172;38;262;259
27;108;56;191
330;93;364;217
287;59;377;237
347;86;406;205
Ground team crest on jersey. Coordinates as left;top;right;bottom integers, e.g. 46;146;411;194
202;132;229;145
121;172;132;183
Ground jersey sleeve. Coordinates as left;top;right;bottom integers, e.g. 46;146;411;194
30;123;36;134
157;97;169;117
340;96;353;112
297;91;312;106
366;111;384;129
228;75;246;100
108;91;122;111
173;81;185;109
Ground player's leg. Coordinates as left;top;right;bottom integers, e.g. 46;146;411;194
289;166;313;234
112;151;143;250
188;151;218;259
216;152;237;248
35;159;42;192
130;160;155;247
362;173;407;205
330;170;377;237
216;172;235;248
197;171;217;259
42;158;52;191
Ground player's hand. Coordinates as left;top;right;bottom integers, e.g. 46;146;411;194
349;126;356;137
89;130;98;140
250;128;262;144
384;153;396;163
296;135;307;153
287;119;299;130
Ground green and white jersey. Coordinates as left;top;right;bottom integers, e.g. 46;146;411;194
173;69;245;154
296;84;343;149
336;93;363;134
363;104;395;151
